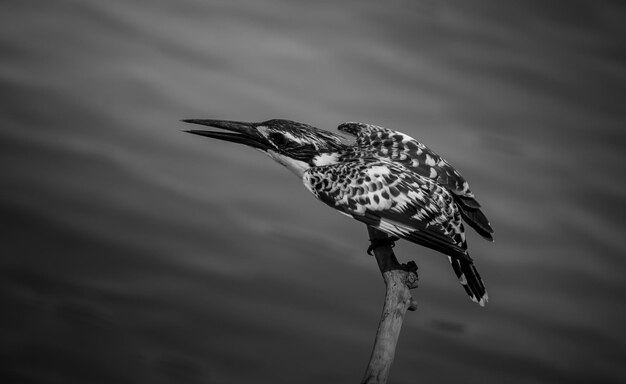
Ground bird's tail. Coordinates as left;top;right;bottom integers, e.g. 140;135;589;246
448;256;488;306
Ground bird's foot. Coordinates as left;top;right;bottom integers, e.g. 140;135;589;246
367;236;400;255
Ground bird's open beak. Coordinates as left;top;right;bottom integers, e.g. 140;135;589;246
182;119;271;151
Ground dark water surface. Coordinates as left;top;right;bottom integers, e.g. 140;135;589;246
1;1;625;383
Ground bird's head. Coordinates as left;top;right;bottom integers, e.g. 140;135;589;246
183;119;347;176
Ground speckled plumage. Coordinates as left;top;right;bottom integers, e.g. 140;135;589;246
184;118;492;305
303;158;487;305
338;122;494;241
304;160;468;259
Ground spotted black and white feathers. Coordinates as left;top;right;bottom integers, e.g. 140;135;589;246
184;118;493;305
338;122;494;241
304;159;488;305
304;160;469;259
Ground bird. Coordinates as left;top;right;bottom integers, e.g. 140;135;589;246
183;118;494;305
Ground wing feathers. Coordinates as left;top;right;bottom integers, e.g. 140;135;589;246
337;122;494;241
354;213;472;262
304;159;489;305
304;160;470;260
459;209;494;241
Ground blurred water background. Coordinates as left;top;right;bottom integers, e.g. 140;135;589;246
1;0;625;383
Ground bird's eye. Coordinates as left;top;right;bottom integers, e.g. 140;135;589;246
270;132;287;146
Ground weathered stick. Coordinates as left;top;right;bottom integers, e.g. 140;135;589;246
362;226;418;384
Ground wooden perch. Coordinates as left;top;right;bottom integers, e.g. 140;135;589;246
362;226;419;384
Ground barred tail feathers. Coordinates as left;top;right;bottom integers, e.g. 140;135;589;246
448;256;488;306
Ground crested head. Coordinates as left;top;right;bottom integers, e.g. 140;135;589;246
255;119;346;154
254;119;346;176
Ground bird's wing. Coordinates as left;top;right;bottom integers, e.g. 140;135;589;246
338;123;473;195
338;122;494;240
303;160;470;261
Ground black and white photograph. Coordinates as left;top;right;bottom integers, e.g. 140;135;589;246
1;1;625;383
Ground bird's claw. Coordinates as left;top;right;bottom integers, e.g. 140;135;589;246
367;236;400;255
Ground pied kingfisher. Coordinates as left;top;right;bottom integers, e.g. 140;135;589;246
184;119;494;306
